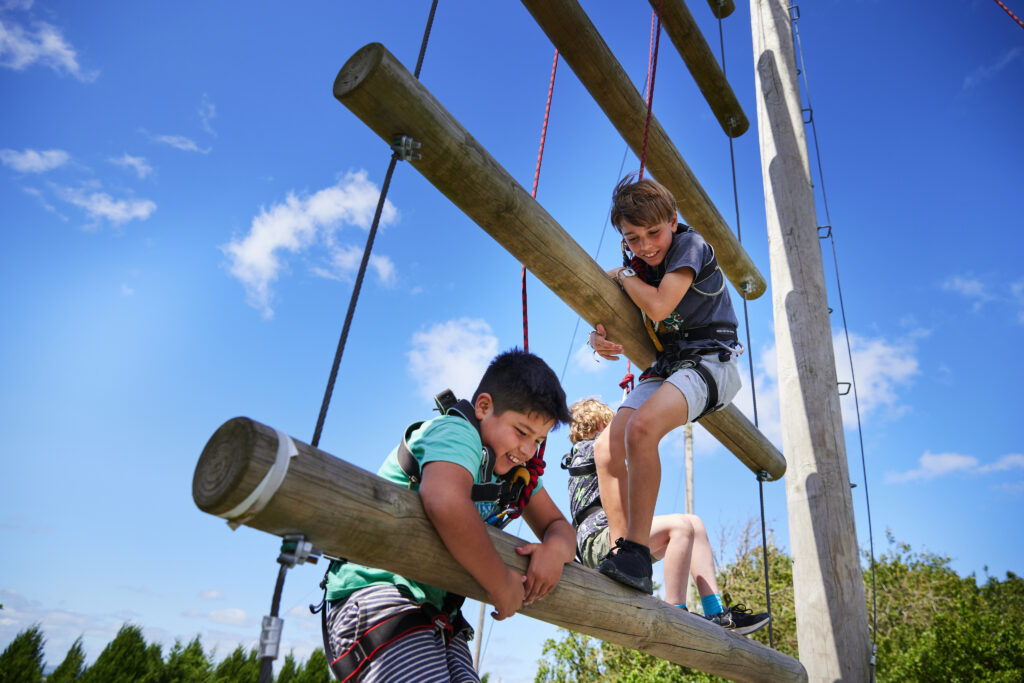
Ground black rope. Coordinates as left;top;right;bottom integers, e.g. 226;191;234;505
311;0;439;448
791;8;878;672
716;7;774;649
257;564;290;683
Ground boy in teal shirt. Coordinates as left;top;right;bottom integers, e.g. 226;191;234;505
323;349;575;682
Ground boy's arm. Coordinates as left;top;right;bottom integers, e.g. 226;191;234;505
419;460;525;620
606;266;695;322
518;487;576;605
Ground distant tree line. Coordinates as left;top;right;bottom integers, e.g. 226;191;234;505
0;623;330;683
536;529;1024;682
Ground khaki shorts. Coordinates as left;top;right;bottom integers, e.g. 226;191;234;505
580;527;612;569
621;351;741;421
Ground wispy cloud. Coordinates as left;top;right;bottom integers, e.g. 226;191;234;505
56;186;157;227
198;93;216;135
1012;279;1024;324
963;46;1023;90
572;341;605;375
0;147;69;172
310;244;397;287
222;170;398;318
154;134;210;154
109;153;153;179
207;608;250;627
886;451;1024;484
407;318;499;402
0;16;97;81
942;274;995;311
199;589;223;600
22;185;66;219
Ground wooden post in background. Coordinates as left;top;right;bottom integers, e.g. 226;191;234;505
749;0;871;679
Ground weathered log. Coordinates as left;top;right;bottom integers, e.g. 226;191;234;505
750;0;871;677
519;0;765;299
333;42;784;480
648;0;749;137
192;417;807;683
708;0;737;19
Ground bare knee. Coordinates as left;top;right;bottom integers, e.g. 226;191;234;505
683;514;708;542
624;411;662;457
595;419;624;470
666;513;695;543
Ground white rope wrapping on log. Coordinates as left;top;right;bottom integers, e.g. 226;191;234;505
224;429;298;530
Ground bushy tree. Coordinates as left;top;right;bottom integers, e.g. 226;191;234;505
80;624;163;683
0;623;45;683
48;636;86;682
164;635;211;682
293;648;331;683
276;652;299;683
210;644;259;683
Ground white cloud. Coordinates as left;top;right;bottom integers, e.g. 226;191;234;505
0;147;69;172
963;46;1023;90
0;18;97;81
222;170;398;318
942;274;994;311
572;340;605;374
208;608;250;627
198;93;216;135
110;153;152;179
1012;279;1024;324
57;186;156;227
154;134;210;154
407;318;499;401
199;589;223;600
311;244;397;287
22;185;66;219
886;452;1024;484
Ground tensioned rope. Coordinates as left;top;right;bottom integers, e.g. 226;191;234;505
713;3;775;648
789;5;879;674
310;1;439;450
993;0;1024;30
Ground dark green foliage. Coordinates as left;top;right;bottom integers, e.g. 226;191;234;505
276;652;299;683
535;528;1024;683
48;637;86;682
79;624;164;683
292;648;331;683
0;623;45;683
210;644;259;683
164;636;211;683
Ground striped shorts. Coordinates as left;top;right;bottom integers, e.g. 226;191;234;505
325;584;478;682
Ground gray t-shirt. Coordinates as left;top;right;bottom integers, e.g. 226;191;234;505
649;227;738;351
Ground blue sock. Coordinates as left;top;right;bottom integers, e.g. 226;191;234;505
675;603;687;611
701;593;724;616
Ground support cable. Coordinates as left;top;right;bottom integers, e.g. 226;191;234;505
715;8;774;649
311;0;439;448
790;8;878;674
638;2;664;180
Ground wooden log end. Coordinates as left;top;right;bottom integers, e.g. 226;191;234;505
192;417;266;516
725;113;750;138
333;42;387;102
707;0;736;19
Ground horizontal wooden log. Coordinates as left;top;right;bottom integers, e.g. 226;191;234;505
192;417;807;683
333;42;784;480
708;0;737;19
652;0;749;137
519;0;766;299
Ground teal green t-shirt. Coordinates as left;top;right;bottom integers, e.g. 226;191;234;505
324;415;543;609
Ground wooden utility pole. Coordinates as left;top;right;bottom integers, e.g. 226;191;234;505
333;42;786;481
192;417;807;683
684;422;697;608
749;1;871;679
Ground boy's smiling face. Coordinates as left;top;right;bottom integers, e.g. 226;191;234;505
475;393;554;476
620;217;677;268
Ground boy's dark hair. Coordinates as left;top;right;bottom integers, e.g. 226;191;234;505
472;349;570;426
610;173;678;231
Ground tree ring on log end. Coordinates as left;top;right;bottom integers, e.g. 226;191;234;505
333;42;385;101
193;417;260;516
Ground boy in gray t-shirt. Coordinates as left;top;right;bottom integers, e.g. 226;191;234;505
589;175;743;594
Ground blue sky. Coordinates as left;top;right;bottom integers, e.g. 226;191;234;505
2;0;1022;680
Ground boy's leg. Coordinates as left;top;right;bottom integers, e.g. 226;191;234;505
649;513;695;606
683;514;720;597
623;383;690;545
594;411;632;546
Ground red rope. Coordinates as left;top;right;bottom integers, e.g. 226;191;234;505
638;1;663;180
522;49;560;353
993;0;1024;29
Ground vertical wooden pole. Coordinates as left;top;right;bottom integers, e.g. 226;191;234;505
684;423;697;608
749;1;871;680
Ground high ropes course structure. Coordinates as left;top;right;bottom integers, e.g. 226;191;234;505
191;1;877;681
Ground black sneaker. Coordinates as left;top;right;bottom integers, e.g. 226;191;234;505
707;604;771;635
597;538;653;594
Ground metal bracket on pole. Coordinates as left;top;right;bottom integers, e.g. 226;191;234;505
257;535;322;682
391;135;422;161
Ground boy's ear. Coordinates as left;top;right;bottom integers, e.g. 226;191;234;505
474;393;493;421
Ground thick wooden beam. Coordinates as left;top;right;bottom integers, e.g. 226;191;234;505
648;0;749;137
333;42;785;481
192;418;807;683
708;0;737;19
519;0;765;299
750;0;871;678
